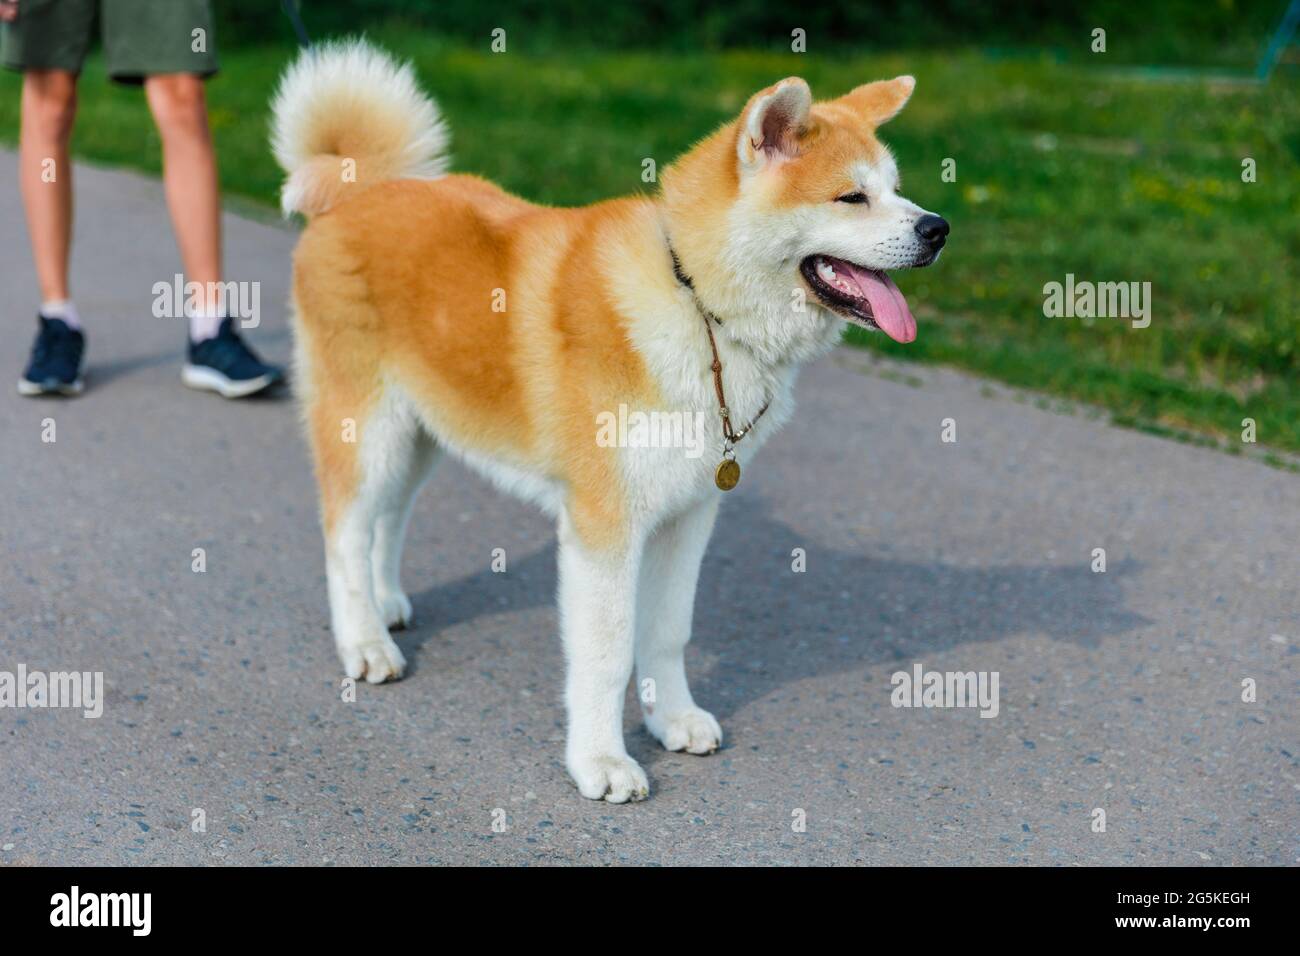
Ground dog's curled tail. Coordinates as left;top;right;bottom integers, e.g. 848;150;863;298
270;38;449;217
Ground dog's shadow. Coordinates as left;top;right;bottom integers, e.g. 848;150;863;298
400;498;1149;730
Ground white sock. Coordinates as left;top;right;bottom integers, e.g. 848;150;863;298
187;305;226;343
41;299;82;330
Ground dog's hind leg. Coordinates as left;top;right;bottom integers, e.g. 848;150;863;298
370;424;441;630
313;387;413;684
635;497;723;754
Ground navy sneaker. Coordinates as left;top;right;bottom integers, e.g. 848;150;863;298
183;318;285;398
18;315;85;397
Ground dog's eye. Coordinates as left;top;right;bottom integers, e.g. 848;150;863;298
836;192;869;205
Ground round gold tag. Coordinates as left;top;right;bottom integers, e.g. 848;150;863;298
715;458;741;491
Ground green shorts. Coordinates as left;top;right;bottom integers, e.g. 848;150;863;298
1;0;218;84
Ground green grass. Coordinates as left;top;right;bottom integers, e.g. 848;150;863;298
2;33;1297;452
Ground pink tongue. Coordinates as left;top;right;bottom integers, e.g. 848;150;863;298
836;261;916;343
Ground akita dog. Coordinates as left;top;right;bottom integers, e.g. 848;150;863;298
270;40;948;802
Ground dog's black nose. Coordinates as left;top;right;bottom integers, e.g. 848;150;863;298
915;214;950;249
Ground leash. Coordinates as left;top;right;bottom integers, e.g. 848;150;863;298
280;0;312;48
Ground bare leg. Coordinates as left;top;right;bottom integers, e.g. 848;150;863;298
18;70;78;303
143;74;221;302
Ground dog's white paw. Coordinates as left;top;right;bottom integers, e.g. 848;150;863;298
567;751;650;803
646;706;722;755
338;630;406;684
375;588;413;630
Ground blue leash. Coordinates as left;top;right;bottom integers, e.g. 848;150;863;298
280;0;312;48
1258;0;1300;80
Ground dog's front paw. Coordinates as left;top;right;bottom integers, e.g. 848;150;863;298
337;630;406;684
567;751;649;803
375;588;413;630
646;706;722;755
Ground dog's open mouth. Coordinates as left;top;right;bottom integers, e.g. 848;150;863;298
799;255;917;344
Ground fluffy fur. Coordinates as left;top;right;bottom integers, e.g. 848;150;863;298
271;39;450;217
270;39;945;802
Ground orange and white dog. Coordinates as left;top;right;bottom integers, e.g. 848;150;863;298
270;40;948;802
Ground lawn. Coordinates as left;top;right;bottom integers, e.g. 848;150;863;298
2;33;1297;453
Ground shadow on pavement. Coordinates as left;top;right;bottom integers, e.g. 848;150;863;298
400;507;1150;720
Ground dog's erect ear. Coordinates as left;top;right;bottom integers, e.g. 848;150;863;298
737;77;812;168
841;75;915;127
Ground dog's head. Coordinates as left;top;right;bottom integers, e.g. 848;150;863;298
665;76;947;348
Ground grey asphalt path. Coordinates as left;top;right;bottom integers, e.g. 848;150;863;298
1;151;1297;866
